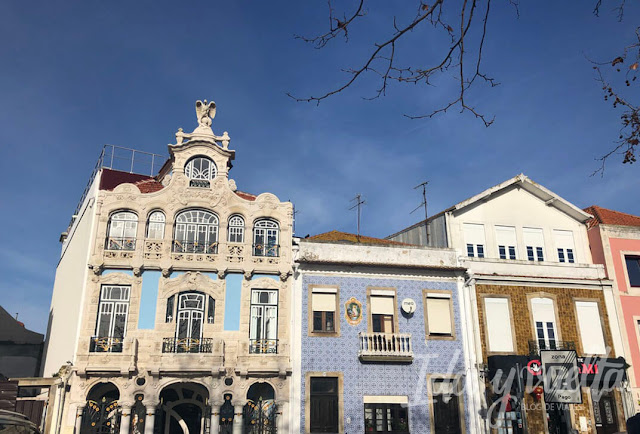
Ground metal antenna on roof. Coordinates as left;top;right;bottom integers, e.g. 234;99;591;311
349;194;366;242
292;203;300;235
411;181;430;245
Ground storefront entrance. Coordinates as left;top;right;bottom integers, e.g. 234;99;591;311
546;403;571;434
592;390;618;434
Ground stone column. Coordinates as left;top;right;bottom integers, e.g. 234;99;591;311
144;405;157;434
210;403;221;434
232;403;244;434
276;401;288;433
74;405;84;434
119;404;132;434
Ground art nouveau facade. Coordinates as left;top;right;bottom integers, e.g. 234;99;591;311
42;101;294;434
388;175;630;434
291;232;476;434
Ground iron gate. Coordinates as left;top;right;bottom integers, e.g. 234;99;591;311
81;398;121;434
243;399;277;434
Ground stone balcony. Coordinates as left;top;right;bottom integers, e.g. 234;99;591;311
236;339;291;377
147;337;225;376
358;332;414;363
100;238;280;271
76;336;138;376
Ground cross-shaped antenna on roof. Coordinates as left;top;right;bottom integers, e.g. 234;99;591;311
349;194;366;242
291;202;301;235
411;181;429;244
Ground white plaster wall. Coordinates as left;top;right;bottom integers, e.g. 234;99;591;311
42;177;99;376
448;186;593;265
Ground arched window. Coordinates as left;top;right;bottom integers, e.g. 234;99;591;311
173;210;219;254
161;292;215;353
228;215;245;243
107;211;138;251
253;219;279;257
146;211;165;239
185;156;216;187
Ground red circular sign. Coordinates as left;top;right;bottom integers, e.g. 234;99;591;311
527;359;542;376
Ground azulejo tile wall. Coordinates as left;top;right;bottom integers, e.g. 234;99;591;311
301;274;469;433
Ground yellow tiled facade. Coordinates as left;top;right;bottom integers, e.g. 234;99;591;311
476;283;624;434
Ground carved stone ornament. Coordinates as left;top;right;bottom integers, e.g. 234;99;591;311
161;271;224;298
98;272;137;286
279;271;291;282
196;100;216;128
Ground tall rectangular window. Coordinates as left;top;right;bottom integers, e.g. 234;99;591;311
363;397;409;433
463;223;486;258
92;285;130;353
311;287;338;334
495;225;517;260
575;301;606;355
625;256;640;287
484;297;514;352
309;377;339;433
431;378;462;434
523;227;545;261
370;292;395;333
554;230;576;263
425;292;453;337
531;298;558;350
249;289;278;353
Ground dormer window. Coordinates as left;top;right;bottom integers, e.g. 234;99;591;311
185;156;216;188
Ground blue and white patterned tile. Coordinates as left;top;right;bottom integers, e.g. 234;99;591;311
300;274;471;433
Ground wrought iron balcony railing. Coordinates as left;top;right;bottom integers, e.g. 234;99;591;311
172;241;218;255
106;237;136;251
252;244;279;257
89;336;124;353
528;340;576;356
249;339;278;354
162;337;213;353
358;332;413;362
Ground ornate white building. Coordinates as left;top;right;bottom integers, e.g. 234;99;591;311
42;101;294;434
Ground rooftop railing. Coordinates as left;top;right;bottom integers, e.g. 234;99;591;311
66;145;166;233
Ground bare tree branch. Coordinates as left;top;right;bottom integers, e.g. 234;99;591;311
591;27;639;176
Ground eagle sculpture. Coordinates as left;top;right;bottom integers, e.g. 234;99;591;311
195;100;216;127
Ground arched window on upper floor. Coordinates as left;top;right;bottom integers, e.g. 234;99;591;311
106;211;138;251
173;209;219;254
146;211;165;240
253;219;279;257
163;291;215;353
185;156;217;188
228;215;245;243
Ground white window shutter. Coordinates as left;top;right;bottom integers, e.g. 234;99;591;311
370;296;395;315
575;301;606;355
484;298;514;352
427;297;452;335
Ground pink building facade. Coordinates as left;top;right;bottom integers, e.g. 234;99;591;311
586;205;640;413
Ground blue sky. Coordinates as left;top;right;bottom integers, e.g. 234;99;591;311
1;1;638;333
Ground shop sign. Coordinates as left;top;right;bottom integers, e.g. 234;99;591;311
541;350;582;404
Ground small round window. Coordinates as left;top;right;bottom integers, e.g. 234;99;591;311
185;156;216;187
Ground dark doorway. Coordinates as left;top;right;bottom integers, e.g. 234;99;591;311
244;382;277;434
81;382;121;434
431;378;462;434
546;403;571;434
593;390;618;434
157;383;208;434
309;377;339;433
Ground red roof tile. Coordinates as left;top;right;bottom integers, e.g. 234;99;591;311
584;205;640;228
305;230;414;246
134;178;164;193
99;169;155;191
235;190;257;201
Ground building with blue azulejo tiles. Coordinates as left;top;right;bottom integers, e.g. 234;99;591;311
291;231;480;434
